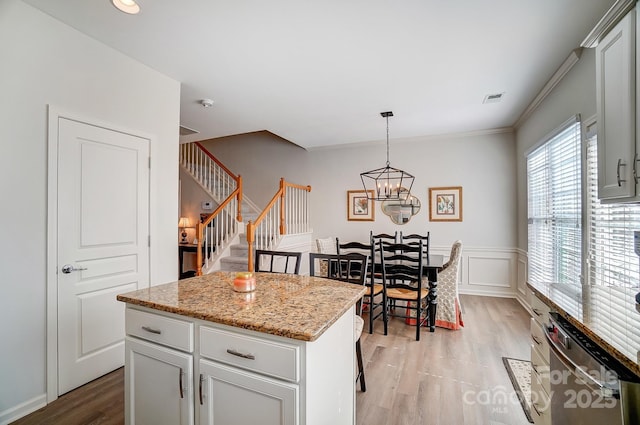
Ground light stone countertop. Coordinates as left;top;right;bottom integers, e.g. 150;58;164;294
117;271;366;342
528;281;640;379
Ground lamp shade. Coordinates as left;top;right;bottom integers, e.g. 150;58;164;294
178;217;190;228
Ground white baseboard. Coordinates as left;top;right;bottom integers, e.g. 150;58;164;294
459;287;516;298
514;291;532;315
0;394;46;425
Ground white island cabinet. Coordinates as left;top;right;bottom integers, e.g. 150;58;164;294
118;271;365;425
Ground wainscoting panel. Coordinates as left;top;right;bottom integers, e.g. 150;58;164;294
431;246;518;298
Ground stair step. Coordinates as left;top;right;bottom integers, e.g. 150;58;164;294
230;245;248;257
220;256;250;272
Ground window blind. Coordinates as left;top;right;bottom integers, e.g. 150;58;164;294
585;133;640;359
527;117;582;290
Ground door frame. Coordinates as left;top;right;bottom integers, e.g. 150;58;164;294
46;105;152;403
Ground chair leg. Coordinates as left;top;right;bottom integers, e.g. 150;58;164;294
368;295;374;334
382;292;388;335
355;339;366;392
415;300;421;341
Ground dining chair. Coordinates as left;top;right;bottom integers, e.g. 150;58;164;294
400;231;430;260
254;249;302;274
378;239;432;341
432;240;463;330
370;231;398;245
336;239;387;335
315;237;337;254
309;252;369;392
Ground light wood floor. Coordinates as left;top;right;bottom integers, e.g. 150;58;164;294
357;295;532;425
12;295;531;425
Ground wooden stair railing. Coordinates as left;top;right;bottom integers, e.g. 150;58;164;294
246;178;312;272
196;179;242;275
180;142;243;276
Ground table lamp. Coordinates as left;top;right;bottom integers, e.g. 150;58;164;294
178;217;190;244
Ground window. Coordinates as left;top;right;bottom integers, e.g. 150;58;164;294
527;116;640;359
586;133;640;289
526;116;582;290
585;127;640;357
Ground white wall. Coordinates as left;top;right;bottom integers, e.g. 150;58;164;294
0;1;180;421
197;128;519;295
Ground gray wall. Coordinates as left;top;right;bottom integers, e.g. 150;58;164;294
308;131;517;249
200;132;310;208
0;1;180;420
197;128;517;251
515;48;598;250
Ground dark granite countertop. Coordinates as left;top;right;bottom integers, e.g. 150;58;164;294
117;271;366;342
528;281;640;378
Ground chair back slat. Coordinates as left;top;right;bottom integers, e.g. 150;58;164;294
337;238;388;335
254;250;302;274
400;231;430;259
378;241;424;290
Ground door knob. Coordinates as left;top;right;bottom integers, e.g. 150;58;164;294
61;264;87;274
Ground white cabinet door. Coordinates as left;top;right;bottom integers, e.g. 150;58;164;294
198;358;298;425
125;337;194;425
596;9;636;200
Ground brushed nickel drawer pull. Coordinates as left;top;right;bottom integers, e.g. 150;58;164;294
141;326;162;335
226;348;255;360
531;335;542;345
532;308;542;317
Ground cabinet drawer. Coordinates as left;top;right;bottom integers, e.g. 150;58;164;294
530;345;550;397
531;369;551;425
126;307;193;352
530;294;550;327
530;318;550;364
200;326;300;383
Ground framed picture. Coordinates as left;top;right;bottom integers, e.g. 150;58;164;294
347;190;375;221
429;186;462;222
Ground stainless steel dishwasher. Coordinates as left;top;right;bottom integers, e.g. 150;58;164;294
544;313;640;424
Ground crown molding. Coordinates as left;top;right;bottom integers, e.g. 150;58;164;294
581;0;636;48
514;48;583;129
306;127;514;151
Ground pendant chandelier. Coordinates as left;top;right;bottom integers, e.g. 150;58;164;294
360;111;415;201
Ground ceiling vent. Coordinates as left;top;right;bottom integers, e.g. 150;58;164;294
179;125;199;136
483;92;505;104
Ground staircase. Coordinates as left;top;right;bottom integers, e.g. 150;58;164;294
179;142;313;274
219;233;251;272
180;142;259;273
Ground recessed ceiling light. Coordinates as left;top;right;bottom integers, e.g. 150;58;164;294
112;0;140;15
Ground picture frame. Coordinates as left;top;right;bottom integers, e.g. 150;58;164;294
347;190;375;221
429;186;462;222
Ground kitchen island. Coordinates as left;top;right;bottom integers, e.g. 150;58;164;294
117;271;366;425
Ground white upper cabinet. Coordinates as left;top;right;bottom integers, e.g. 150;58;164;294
596;8;636;201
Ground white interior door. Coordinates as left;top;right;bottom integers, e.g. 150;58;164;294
57;117;149;395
